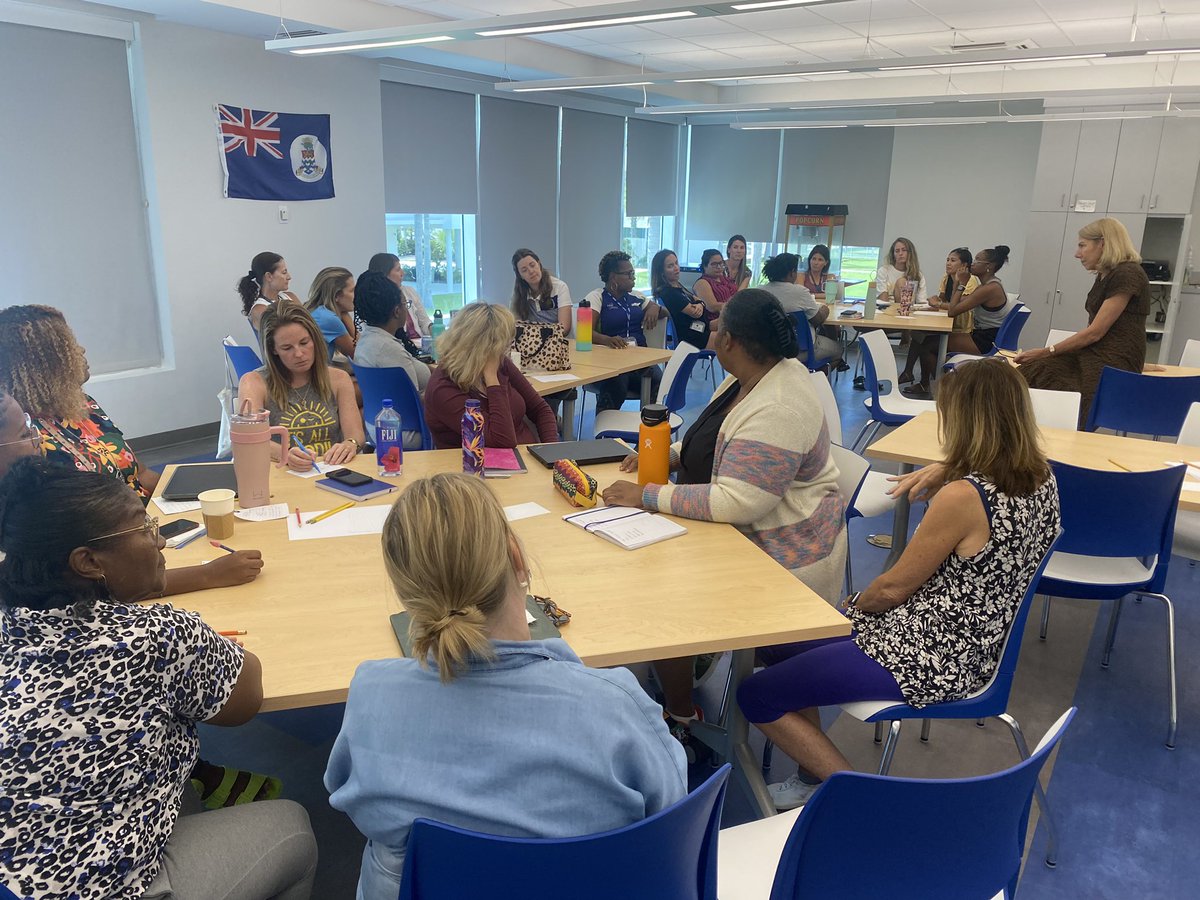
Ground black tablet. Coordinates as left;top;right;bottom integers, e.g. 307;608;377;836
527;439;630;469
160;463;238;501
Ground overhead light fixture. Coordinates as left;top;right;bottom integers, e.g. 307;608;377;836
476;10;696;37
1146;47;1200;55
730;0;825;9
879;53;1104;71
789;100;934;109
674;69;849;83
742;123;848;129
512;81;653;92
290;35;454;55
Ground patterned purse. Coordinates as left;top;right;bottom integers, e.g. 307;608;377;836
552;458;599;509
513;322;572;371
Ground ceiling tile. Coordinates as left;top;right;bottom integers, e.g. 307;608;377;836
809;0;932;23
683;30;789;51
608;36;706;54
839;15;960;37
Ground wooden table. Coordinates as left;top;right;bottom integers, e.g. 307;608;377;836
155;451;847;816
524;344;674;439
834;303;955;389
865;410;1200;565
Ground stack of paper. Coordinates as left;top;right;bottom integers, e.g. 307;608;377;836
563;505;687;550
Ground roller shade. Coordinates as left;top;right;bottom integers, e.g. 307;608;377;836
381;81;477;213
626;118;679;217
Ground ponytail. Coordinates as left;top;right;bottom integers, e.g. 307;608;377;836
237;251;284;316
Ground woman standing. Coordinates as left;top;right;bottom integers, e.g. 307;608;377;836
726;234;752;291
305;266;357;362
802;244;835;297
693;248;738;321
237;304;364;470
368;252;433;340
651;249;716;351
584;251;664;412
875;237;927;305
1016;218;1149;426
510;248;572;334
237;251;300;334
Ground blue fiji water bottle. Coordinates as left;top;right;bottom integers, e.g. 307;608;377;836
375;400;403;477
462;399;485;476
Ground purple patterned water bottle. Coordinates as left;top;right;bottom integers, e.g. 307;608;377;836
462;399;485;476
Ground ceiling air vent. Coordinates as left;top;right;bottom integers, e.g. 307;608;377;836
948;39;1039;53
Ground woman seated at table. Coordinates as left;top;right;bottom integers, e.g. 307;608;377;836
760;253;843;366
652;248;716;351
737;359;1061;810
583;250;664;412
602;289;847;750
325;472;686;900
1016;217;1149;427
0;458;317;900
726;234;753;291
693;248;738;321
368;252;433;340
305;266;358;363
0;308;264;595
238;303;364;471
898;246;982;398
875;236;927;305
238;251;301;335
802;244;835;297
511;248;573;333
422;302;558;449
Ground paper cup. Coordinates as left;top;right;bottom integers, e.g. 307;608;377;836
198;488;236;540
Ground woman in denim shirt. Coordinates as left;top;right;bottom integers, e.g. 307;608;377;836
324;474;686;900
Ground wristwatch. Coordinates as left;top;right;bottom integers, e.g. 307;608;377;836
346;437;361;450
1049;344;1057;354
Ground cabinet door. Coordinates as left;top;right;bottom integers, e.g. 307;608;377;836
1150;119;1200;215
1108;118;1163;214
1030;122;1080;212
1019;211;1069;347
1050;213;1106;333
1068;120;1121;213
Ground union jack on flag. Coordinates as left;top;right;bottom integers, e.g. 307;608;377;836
214;103;334;201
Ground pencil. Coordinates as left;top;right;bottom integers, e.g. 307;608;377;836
209;541;236;554
173;527;207;549
1108;458;1132;472
306;501;355;525
218;630;246;636
295;506;302;528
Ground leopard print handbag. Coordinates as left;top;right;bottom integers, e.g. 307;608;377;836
512;321;572;371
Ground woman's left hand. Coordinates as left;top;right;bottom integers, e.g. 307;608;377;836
1014;347;1052;364
324;441;358;465
642;302;662;329
602;480;645;508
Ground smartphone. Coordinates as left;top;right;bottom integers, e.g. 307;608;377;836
161;518;200;540
327;468;373;487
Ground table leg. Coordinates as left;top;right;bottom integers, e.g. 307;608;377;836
932;334;949;395
884;462;913;570
640;370;653;407
560;393;576;441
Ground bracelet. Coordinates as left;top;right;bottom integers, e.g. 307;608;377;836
346;437;361;449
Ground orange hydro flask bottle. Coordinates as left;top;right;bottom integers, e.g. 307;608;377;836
637;403;671;486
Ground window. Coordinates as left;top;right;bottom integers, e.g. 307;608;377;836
621;215;676;293
683;239;880;299
681;238;775;287
384;213;478;312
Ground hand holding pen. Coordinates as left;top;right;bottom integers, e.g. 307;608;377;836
286;436;319;472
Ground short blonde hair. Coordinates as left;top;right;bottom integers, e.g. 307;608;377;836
938;359;1049;497
437;303;515;391
258;303;333;412
306;266;353;315
1079;217;1141;275
382;473;518;681
0;305;88;420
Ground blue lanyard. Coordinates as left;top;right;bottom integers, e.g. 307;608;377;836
602;289;636;337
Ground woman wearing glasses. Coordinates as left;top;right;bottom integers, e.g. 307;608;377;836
0;458;318;900
584;250;664;412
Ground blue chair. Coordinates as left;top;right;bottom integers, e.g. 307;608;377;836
0;881;18;900
1084;366;1200;439
849;330;935;452
942;303;1031;371
593;343;708;441
719;709;1077;900
224;343;263;380
840;529;1064;863
352;363;433;451
787;311;837;373
398;764;730;900
1037;460;1186;748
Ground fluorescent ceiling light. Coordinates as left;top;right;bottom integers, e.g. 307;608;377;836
731;0;824;9
789;100;933;109
743;123;847;129
513;81;653;92
477;10;696;37
880;53;1104;71
290;35;453;55
675;69;849;83
1146;48;1200;55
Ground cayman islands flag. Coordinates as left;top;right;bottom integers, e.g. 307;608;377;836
216;103;335;200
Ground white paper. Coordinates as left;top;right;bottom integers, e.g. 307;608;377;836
1164;461;1200;481
234;503;290;522
530;374;579;384
286;505;391;541
504;502;551;522
912;311;945;317
1182;482;1200;493
152;497;202;515
525;608;536;624
286;461;332;479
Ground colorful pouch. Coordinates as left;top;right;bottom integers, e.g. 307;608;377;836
552;458;599;509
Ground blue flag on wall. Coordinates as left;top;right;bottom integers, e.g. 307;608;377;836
216;103;335;200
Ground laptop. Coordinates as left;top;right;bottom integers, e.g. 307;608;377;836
527;439;630;469
160;463;238;501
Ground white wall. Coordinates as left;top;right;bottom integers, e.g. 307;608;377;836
88;17;384;438
881;123;1041;291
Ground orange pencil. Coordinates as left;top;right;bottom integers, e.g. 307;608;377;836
218;630;247;636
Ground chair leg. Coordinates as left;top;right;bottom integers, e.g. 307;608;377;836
845;549;854;595
919;719;932;743
999;713;1058;868
762;739;774;777
976;719;986;728
1141;592;1178;749
877;721;902;775
873;721;884;744
851;419;883;455
1101;595;1125;668
1039;595;1051;640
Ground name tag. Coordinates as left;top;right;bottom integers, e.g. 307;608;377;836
689;320;706;333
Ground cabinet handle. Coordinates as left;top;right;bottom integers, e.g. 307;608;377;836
1152;194;1159;209
1060;193;1066;208
1055;290;1062;305
1141;194;1146;210
1071;194;1078;209
1045;291;1052;305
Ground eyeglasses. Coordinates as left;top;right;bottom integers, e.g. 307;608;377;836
0;413;40;450
532;594;571;627
90;515;160;544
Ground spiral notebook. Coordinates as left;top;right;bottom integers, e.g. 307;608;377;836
563;505;687;550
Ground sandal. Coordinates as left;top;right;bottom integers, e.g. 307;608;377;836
191;762;282;810
901;384;932;399
897;370;915;386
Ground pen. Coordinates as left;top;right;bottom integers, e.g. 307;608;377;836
292;437;319;469
295;506;302;528
209;541;236;554
174;527;207;549
306;501;355;525
1108;458;1132;472
218;630;247;636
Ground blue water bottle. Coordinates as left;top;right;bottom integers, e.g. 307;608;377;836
462;399;485;476
375;400;403;477
430;309;445;361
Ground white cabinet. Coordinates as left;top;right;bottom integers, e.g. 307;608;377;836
1030;122;1081;211
1029;120;1122;213
1067;121;1121;213
1019;211;1070;347
1150;120;1200;215
1108;119;1163;214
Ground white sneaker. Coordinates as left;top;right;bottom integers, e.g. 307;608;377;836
768;773;818;811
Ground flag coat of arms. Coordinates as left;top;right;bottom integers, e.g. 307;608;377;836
216;103;335;200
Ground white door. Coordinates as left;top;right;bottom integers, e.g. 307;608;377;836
1050;213;1107;333
1107;119;1162;214
1019;211;1069;348
1150;120;1200;215
1068;120;1121;213
1030;122;1081;212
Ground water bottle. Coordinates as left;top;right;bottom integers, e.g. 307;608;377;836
462;398;485;476
576;298;592;351
430;309;445;361
637;403;671;486
864;285;878;319
375;399;403;478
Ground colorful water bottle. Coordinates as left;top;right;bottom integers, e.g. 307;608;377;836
462;399;485;476
898;280;916;317
375;399;403;478
430;309;445;361
637;403;671;486
576;298;592;351
229;400;289;509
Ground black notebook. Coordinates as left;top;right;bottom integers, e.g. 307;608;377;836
527;439;629;469
390;596;561;657
160;463;238;501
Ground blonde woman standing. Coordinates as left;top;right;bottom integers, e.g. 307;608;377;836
325;473;686;900
421;303;558;449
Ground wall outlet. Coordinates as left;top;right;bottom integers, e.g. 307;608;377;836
278;204;289;223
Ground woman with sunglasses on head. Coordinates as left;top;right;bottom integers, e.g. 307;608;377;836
0;458;317;900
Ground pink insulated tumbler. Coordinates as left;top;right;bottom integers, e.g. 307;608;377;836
230;400;290;508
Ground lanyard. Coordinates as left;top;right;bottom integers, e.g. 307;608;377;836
602;289;636;337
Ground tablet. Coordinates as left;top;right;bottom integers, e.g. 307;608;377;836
160;463;238;500
527;439;630;469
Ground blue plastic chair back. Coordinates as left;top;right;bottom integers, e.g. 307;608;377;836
224;343;263;380
399;764;730;900
0;881;19;900
1084;366;1200;438
787;311;835;371
1046;460;1183;595
665;312;677;349
660;346;709;413
352;363;433;451
857;331;908;426
993;304;1031;352
770;710;1076;900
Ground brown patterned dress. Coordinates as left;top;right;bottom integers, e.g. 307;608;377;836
1021;260;1150;427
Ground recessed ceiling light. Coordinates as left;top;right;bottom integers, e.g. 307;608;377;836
290;35;454;55
476;10;696;37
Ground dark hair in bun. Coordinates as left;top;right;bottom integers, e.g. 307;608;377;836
762;253;800;284
720;288;799;363
984;244;1011;271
